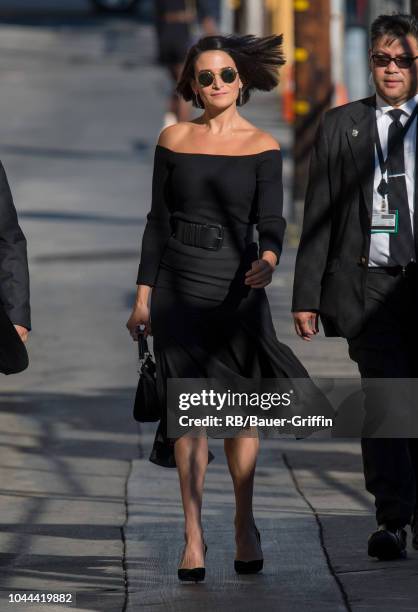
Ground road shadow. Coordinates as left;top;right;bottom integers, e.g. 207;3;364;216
0;389;145;609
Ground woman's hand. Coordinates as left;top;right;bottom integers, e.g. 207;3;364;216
14;325;29;343
244;255;276;289
126;302;152;340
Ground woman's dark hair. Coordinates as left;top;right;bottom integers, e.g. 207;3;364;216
176;34;285;108
371;13;418;48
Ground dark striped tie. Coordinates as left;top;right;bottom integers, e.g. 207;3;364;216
387;108;415;265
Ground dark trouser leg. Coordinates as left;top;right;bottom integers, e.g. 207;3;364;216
347;271;416;527
361;438;415;527
409;439;418;521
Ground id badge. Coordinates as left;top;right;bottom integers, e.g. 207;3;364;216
371;210;398;234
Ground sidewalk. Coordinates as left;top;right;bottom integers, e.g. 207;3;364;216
125;431;347;612
0;391;135;612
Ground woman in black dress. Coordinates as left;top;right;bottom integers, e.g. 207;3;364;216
127;33;312;582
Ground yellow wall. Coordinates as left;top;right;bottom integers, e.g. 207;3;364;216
264;0;294;98
265;0;294;63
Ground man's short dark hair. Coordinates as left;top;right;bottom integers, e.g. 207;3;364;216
371;13;418;48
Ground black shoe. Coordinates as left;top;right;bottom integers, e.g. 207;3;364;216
368;525;407;560
412;514;418;551
234;525;264;574
178;542;207;582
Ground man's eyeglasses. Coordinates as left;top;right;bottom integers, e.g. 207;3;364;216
197;67;238;87
371;53;418;69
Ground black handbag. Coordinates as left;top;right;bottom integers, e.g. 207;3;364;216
133;330;161;422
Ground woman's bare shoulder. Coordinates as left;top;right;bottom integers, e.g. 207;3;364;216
251;130;281;152
157;123;192;151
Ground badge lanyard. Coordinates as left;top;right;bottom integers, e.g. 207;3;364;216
375;104;418;213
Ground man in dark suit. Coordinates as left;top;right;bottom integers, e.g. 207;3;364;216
0;161;30;374
292;13;418;560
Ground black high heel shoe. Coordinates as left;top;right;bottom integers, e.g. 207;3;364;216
178;541;208;582
234;525;263;574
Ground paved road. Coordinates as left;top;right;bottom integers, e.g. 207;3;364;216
0;7;416;612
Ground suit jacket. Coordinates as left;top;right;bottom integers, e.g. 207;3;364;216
292;95;402;339
0;161;30;373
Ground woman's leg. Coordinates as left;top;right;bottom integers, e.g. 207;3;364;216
175;434;208;568
224;434;263;561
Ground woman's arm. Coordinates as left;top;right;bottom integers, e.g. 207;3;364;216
127;144;172;339
245;147;286;288
136;145;172;287
127;285;152;339
135;284;152;306
255;149;286;265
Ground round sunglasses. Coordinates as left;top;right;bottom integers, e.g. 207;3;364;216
371;53;418;69
197;67;238;88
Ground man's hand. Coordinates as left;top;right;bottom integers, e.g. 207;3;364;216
14;325;29;343
293;312;319;341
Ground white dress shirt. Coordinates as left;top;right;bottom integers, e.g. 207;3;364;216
368;92;418;267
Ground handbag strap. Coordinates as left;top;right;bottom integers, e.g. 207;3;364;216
138;335;149;359
137;327;151;365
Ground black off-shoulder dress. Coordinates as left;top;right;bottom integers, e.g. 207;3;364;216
136;144;315;467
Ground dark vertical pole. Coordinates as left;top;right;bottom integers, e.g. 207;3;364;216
231;0;244;34
412;0;418;16
293;0;333;224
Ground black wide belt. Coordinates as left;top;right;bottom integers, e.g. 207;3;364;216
172;218;253;251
